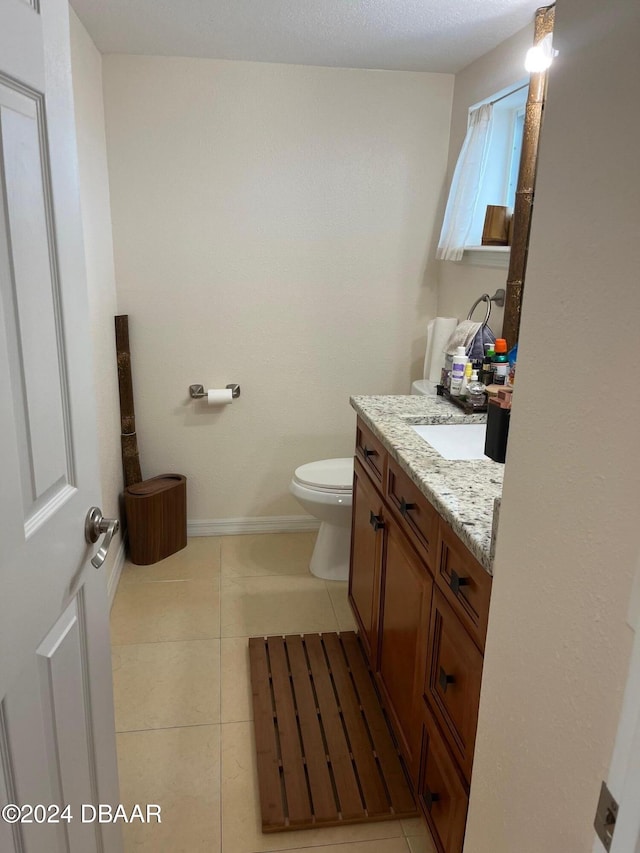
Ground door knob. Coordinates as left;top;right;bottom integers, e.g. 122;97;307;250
85;507;120;569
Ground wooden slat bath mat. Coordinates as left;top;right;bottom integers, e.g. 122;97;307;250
248;631;417;832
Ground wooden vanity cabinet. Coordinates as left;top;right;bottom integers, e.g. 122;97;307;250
349;416;493;853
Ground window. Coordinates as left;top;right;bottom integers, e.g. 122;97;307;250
506;106;525;210
465;82;528;248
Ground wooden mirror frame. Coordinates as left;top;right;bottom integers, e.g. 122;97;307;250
502;4;555;347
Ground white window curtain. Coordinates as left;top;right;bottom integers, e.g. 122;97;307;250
436;103;494;261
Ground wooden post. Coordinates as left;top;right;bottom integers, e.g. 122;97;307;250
502;4;555;348
115;315;143;487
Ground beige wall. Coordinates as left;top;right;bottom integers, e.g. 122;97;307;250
69;10;123;590
102;56;453;523
436;25;533;332
465;1;640;849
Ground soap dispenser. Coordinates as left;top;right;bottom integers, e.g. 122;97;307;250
467;370;486;409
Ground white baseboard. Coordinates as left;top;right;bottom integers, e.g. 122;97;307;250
105;520;318;602
107;535;127;609
187;515;320;537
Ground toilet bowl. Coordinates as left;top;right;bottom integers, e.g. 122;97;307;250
289;458;353;581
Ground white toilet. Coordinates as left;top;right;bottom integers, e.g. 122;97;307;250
289;457;353;581
411;379;437;396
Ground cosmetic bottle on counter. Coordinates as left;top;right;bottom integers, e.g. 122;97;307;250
482;345;495;385
492;339;509;386
449;347;468;396
467;371;486;409
460;362;473;397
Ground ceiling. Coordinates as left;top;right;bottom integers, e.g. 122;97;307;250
69;0;541;74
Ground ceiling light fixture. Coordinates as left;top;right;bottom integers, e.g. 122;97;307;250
524;32;558;73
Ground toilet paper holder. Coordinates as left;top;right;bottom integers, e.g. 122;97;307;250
189;384;241;399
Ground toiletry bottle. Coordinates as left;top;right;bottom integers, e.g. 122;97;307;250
482;345;495;386
460;361;473;397
467;370;486;409
449;346;468;396
492;338;509;386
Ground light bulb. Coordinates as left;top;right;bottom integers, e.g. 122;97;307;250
524;33;558;73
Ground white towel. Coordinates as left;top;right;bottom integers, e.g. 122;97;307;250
423;317;458;383
444;320;482;356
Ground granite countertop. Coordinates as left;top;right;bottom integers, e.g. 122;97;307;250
350;395;504;574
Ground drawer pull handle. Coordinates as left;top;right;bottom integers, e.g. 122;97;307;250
424;789;440;811
369;511;384;532
399;498;417;517
439;666;456;693
450;570;469;595
363;446;378;459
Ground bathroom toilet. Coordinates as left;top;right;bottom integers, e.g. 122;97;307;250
411;379;437;396
289;457;353;581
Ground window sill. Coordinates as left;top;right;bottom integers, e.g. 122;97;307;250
460;246;510;269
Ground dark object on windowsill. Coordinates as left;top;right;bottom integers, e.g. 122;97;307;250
482;205;511;246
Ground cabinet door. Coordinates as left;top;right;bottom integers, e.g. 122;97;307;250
377;515;432;776
348;458;384;664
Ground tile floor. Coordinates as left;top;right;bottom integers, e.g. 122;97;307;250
110;532;435;853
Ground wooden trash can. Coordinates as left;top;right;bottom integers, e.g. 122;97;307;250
124;474;187;565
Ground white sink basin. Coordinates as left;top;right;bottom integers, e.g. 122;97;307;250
412;423;489;461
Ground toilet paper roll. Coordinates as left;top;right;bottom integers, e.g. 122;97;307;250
207;388;234;405
423;317;458;383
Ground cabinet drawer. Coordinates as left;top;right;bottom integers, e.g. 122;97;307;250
386;458;438;571
355;418;387;488
425;589;483;782
435;519;492;651
418;709;468;853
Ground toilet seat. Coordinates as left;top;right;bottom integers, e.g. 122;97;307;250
293;458;353;493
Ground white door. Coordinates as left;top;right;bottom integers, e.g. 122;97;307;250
593;552;640;853
0;1;122;852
